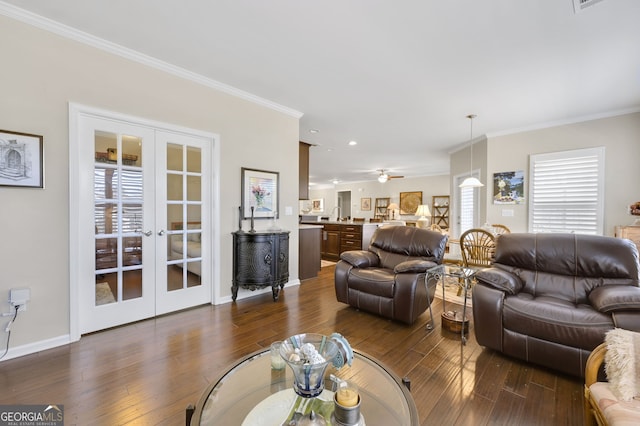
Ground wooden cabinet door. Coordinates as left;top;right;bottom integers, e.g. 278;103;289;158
322;229;341;261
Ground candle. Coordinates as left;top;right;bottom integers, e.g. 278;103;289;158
270;341;285;370
336;387;359;407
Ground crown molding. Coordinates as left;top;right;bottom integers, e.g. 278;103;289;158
486;107;640;138
0;2;304;119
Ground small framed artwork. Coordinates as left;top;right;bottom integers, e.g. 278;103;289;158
493;171;525;204
400;191;422;215
361;197;371;211
311;198;324;212
241;167;279;219
0;129;44;188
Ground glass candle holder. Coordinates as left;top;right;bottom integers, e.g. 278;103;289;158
280;333;339;398
270;341;286;370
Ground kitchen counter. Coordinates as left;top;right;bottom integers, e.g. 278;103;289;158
298;225;322;280
300;221;381;261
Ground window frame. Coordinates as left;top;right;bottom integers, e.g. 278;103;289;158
528;147;605;235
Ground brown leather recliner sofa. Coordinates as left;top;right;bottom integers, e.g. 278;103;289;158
472;232;640;378
334;226;448;324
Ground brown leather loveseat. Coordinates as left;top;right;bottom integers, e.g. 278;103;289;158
472;232;640;377
334;226;448;324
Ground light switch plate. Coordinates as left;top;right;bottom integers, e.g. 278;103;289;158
502;209;514;217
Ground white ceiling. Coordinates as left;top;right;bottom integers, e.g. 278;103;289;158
3;0;639;185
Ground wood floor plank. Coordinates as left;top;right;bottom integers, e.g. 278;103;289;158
0;266;585;425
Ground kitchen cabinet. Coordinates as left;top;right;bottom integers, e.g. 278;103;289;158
299;225;322;280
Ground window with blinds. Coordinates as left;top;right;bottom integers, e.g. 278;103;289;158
528;147;605;235
459;185;476;234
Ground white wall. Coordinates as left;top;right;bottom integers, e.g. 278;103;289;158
306;175;450;222
485;112;640;234
0;15;300;354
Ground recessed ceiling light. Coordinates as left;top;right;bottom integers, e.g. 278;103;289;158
348;140;357;146
332;178;340;184
309;129;319;134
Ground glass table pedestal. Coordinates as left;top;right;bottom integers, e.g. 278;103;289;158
425;264;476;344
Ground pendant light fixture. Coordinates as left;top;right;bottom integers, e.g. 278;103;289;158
459;114;484;188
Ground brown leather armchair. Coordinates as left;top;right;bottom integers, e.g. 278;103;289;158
472;232;640;378
334;226;448;324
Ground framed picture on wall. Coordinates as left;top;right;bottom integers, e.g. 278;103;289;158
493;170;525;204
0;129;44;188
399;191;422;215
311;198;324;212
241;167;279;219
361;197;371;211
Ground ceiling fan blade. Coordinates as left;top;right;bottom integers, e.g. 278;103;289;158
388;175;404;179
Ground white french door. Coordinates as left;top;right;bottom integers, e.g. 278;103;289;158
155;131;211;315
72;108;212;334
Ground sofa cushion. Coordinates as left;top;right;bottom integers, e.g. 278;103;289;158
340;250;379;268
347;268;395;298
394;259;437;274
590;285;640;313
475;268;523;295
588;382;640;424
503;293;613;351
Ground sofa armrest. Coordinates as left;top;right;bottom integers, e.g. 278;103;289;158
394;259;438;274
589;285;640;313
475;268;524;295
339;250;379;268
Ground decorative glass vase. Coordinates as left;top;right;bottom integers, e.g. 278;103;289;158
279;333;340;398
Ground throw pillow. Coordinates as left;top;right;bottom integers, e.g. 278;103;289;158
604;328;640;401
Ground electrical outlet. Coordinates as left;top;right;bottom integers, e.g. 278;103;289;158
9;288;30;311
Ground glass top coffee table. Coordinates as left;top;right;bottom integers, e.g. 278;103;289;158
190;348;418;425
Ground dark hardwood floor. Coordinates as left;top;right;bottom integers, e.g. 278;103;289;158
0;265;585;425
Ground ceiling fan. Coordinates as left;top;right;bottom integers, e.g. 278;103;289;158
377;169;404;183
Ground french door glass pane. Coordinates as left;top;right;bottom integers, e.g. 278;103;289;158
167;173;183;200
187;146;201;173
167;143;183;171
166;143;202;292
187;175;201;201
122;135;141;166
123;269;142;300
94;131;144;306
95;278;116;306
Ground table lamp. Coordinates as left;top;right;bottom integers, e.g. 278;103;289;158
387;203;399;220
415;205;431;229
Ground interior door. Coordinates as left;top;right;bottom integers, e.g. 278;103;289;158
80;116;156;333
77;114;212;333
155;131;211;314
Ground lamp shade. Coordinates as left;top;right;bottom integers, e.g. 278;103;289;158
415;204;431;229
459;176;484;188
415;205;431;218
386;203;399;220
378;173;389;183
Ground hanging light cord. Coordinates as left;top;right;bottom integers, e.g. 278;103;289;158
467;114;476;171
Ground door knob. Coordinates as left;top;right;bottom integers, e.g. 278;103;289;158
157;230;165;236
142;230;153;236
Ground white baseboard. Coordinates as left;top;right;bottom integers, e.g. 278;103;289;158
0;334;71;362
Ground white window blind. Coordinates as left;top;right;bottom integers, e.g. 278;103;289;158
459;185;475;234
528;147;605;235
